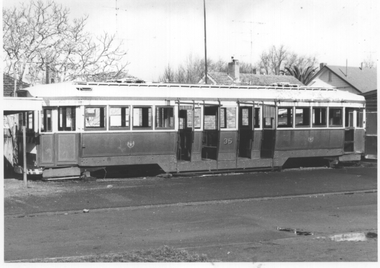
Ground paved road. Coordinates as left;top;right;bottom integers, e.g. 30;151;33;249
4;167;377;216
4;167;378;262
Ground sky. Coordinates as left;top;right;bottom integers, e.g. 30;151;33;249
2;0;379;81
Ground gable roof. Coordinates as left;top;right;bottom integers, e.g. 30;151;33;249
204;71;304;86
310;65;377;94
3;73;30;97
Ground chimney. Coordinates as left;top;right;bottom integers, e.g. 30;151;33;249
252;68;257;75
360;62;364;70
227;57;240;81
320;62;326;70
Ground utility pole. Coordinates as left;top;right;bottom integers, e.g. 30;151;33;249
203;0;208;84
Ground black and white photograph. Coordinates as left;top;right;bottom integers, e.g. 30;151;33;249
2;0;378;265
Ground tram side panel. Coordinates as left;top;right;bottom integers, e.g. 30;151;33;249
78;132;177;172
274;129;345;158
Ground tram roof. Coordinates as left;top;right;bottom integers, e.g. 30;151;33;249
21;81;365;103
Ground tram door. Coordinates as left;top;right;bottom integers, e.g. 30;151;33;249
177;109;193;161
238;107;253;158
261;105;276;158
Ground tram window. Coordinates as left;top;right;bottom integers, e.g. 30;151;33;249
295;107;310;127
278;107;293;128
42;109;52;132
357;109;364;128
263;105;275;128
254;108;260;128
27;111;34;130
329;108;342;127
59;106;76;131
109;107;130;129
156;106;174;129
312;107;327;127
204;106;218;130
133;106;152;129
85;106;105;129
179;106;201;129
220;107;236;129
345;108;355;127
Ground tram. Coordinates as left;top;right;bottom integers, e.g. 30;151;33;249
16;81;366;178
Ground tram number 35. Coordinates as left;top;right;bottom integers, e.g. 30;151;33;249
223;138;233;145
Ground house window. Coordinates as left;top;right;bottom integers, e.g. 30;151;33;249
58;106;76;131
295;107;310;127
109;106;130;129
156;106;174;129
220;107;236;129
312;107;327;127
278;107;293;128
329;108;343;127
85;106;105;129
42;109;53;132
133;106;152;129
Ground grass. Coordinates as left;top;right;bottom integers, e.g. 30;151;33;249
18;246;210;262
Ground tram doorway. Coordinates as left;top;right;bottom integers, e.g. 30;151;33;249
238;106;253;158
177;109;193;161
202;106;219;160
261;105;276;158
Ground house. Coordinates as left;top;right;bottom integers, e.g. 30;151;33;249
307;63;377;94
307;63;377;159
199;58;304;86
3;73;30;97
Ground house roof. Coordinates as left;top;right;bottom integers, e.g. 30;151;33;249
312;65;377;94
3;73;30;97
205;71;304;86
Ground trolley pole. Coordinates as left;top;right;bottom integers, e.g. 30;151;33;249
22;114;28;187
203;0;208;84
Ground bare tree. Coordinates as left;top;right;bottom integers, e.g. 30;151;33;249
256;45;318;75
3;0;128;86
257;45;289;75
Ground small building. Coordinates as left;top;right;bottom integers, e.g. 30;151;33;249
307;63;377;159
199;58;304;86
362;90;377;159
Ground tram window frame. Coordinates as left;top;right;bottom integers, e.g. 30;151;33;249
295;107;311;127
254;107;260;128
277;107;293;128
156;106;174;129
41;109;53;132
132;106;152;129
357;109;364;128
27;111;34;131
329;108;343;127
58;106;76;131
84;106;106;130
220;107;236;129
204;106;218;130
179;106;201;129
345;108;355;128
109;106;130;130
312;107;327;127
